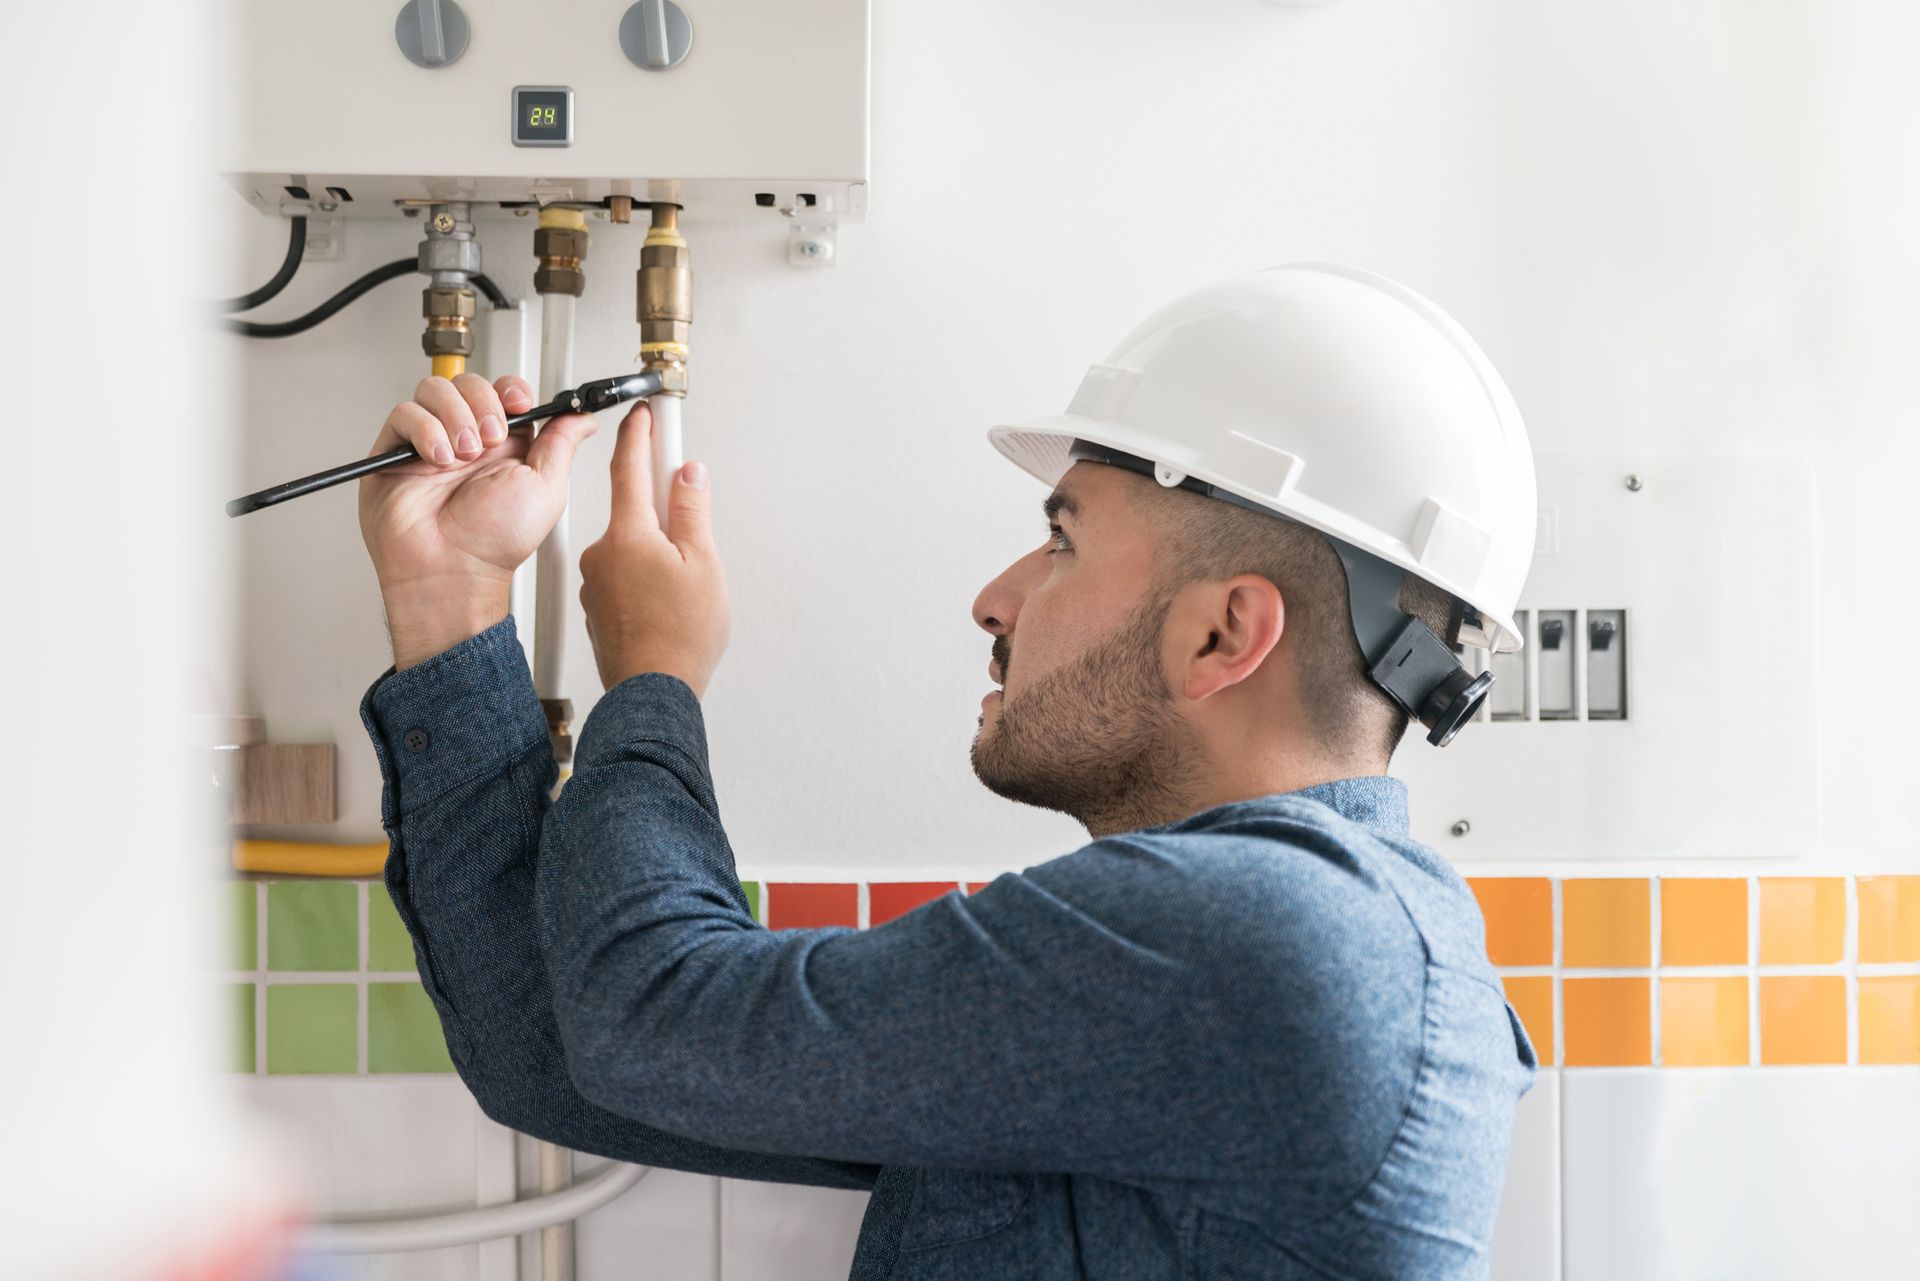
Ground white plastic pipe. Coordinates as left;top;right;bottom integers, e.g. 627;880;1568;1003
297;1161;649;1255
534;292;577;700
648;392;683;533
481;301;537;650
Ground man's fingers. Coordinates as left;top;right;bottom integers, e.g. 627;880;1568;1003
494;374;537;416
666;459;716;559
607;401;659;535
452;372;509;446
415;376;485;462
528;411;598;485
372;400;456;467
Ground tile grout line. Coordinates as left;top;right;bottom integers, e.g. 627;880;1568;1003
255;880;267;1075
358;879;371;1075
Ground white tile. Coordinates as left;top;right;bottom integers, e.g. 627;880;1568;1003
574;1158;720;1281
1563;1068;1920;1281
236;1076;484;1281
719;1177;872;1281
1491;1068;1560;1281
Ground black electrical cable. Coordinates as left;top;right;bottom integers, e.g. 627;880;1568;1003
471;272;513;308
217;216;308;313
226;258;417;338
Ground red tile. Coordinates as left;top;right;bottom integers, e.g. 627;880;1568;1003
964;880;994;895
765;882;858;929
869;882;958;926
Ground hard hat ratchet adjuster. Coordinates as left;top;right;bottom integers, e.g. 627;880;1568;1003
1067;438;1491;748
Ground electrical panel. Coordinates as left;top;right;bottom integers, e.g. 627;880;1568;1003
215;0;870;221
1397;455;1817;861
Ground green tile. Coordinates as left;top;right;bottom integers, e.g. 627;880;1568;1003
266;984;357;1074
268;881;359;971
740;880;761;923
368;983;453;1073
224;881;258;971
225;983;257;1073
368;885;416;972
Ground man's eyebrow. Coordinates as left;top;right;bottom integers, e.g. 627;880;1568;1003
1042;490;1079;524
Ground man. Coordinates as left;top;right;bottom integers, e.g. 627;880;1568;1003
357;264;1540;1279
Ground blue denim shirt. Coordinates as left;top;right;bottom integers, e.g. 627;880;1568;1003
361;617;1537;1280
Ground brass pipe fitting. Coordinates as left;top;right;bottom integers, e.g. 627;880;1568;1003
534;206;589;297
637;203;691;394
419;202;480;372
541;698;574;764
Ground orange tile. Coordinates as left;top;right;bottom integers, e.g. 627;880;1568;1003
1759;976;1847;1065
1659;878;1748;966
964;882;992;895
1563;879;1650;968
869;882;958;926
1859;975;1920;1065
765;882;858;929
1660;977;1749;1067
1501;975;1554;1066
1468;878;1554;966
1563;977;1651;1066
1758;878;1845;964
1857;876;1920;963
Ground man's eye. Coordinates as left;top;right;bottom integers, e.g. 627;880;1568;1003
1045;524;1072;555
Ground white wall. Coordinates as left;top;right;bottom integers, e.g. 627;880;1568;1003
222;0;1920;877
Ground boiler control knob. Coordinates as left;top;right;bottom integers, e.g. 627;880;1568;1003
395;0;469;68
619;0;694;71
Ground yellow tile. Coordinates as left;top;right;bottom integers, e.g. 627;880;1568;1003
1564;977;1651;1066
1659;878;1748;966
1857;876;1920;963
1660;977;1749;1067
1757;878;1845;964
1758;976;1846;1065
1859;976;1920;1065
1469;878;1554;966
1501;975;1555;1067
1563;879;1650;968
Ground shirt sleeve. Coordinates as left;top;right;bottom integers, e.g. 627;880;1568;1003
535;672;1426;1182
359;616;879;1192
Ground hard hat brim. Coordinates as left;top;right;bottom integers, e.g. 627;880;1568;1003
988;415;1524;655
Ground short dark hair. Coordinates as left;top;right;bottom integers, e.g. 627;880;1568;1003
1121;477;1463;766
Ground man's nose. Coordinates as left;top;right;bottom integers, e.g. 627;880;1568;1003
971;546;1049;637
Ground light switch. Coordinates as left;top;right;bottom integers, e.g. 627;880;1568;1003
1538;610;1576;720
1489;609;1529;720
1587;609;1627;719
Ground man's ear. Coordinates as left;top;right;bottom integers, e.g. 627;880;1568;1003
1176;575;1285;702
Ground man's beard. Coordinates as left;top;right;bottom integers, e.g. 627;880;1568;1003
969;585;1208;837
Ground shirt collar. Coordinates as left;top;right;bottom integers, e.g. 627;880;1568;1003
1151;774;1411;839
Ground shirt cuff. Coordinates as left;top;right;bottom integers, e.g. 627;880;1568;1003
359;615;549;826
573;671;712;780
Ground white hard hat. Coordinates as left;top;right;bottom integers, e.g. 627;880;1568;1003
987;263;1538;746
989;262;1537;654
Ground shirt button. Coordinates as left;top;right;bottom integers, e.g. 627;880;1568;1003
402;728;431;753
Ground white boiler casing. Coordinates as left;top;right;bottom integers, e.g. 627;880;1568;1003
216;0;870;219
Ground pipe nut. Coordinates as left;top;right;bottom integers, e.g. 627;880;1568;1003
533;226;590;262
533;265;586;297
421;325;475;358
422;287;477;320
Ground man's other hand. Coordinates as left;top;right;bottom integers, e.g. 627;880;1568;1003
578;399;731;700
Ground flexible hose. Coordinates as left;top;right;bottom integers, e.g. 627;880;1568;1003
472;272;513;308
218;216;308;313
226;258;416;338
298;1161;649;1255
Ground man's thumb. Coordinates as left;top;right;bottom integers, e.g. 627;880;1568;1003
667;460;713;552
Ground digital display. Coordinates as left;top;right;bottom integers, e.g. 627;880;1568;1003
512;87;572;147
